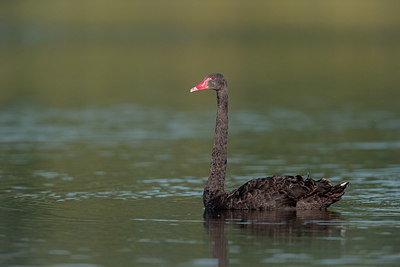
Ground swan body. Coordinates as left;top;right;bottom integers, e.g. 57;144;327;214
190;73;348;210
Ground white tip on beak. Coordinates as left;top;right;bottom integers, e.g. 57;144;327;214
190;77;212;93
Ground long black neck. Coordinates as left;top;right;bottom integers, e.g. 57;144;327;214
204;87;229;197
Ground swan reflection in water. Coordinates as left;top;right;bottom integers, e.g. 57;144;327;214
203;209;346;267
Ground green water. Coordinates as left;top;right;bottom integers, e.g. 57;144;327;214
0;105;399;266
1;1;400;266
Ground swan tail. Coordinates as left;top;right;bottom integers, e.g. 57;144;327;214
296;178;349;210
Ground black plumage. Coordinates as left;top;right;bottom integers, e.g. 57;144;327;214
190;73;349;210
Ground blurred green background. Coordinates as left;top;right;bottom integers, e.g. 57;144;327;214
1;2;400;265
1;0;399;110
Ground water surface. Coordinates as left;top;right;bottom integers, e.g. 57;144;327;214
0;104;399;266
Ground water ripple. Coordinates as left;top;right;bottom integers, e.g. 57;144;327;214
1;105;399;147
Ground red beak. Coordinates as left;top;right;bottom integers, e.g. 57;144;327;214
190;77;212;93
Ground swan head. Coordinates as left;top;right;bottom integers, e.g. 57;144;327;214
190;73;227;93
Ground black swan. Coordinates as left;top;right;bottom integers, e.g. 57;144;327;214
190;73;349;210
